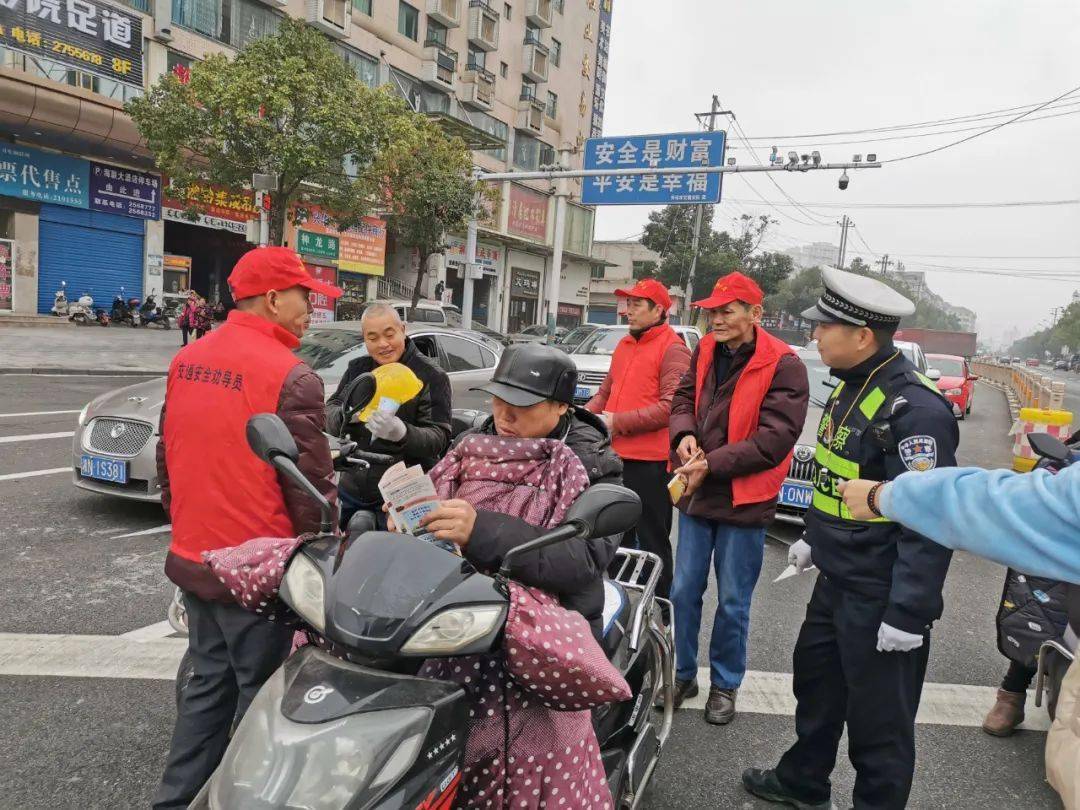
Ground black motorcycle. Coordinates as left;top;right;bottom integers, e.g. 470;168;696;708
111;288;140;327
139;295;171;329
188;379;675;809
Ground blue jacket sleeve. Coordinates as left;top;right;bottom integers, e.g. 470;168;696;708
880;462;1080;585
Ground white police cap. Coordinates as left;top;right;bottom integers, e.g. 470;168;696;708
801;266;915;328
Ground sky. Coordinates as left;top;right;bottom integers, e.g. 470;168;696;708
593;0;1080;347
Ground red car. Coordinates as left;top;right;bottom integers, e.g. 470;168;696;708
927;353;978;419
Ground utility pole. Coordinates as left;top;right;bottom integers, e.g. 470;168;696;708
685;94;730;308
545;147;572;340
835;215;852;269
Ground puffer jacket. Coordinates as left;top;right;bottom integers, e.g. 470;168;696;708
457;408;623;638
325;338;452;505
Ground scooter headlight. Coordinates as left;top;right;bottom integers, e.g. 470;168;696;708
281;554;326;633
401;605;504;655
206;666;431;810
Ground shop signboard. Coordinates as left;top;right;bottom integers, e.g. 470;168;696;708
305;263;337;325
507;184;549;241
163;179;259;234
510;268;541;298
89;162;161;220
0;0;144;86
0;142;88;208
0;239;13;310
445;235;504;276
293;206;386;276
298;229;339;260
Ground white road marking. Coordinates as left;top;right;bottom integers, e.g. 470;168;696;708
112;524;172;539
120;621;177;641
0;431;74;444
0;409;80;418
0;635;1054;732
679;667;1051;732
0;467;69;482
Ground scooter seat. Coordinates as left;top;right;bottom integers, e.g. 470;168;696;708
601;579;631;659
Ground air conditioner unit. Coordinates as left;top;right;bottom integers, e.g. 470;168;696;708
305;0;350;39
517;102;543;133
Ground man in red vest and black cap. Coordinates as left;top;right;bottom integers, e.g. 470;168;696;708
153;246;340;809
585;277;691;598
663;271;809;724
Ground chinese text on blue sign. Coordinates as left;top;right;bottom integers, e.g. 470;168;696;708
0;143;88;208
581;131;726;206
89;162;161;220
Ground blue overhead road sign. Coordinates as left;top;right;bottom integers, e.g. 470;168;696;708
581;130;726;206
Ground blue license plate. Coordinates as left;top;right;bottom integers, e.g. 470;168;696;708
574;385;594;400
80;454;128;484
779;481;813;509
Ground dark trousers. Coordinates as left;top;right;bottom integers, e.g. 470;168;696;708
181;326;192;346
1002;659;1037;693
153;592;293;809
621;459;674;598
775;576;929;810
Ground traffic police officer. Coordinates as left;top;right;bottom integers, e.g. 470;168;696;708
742;267;959;810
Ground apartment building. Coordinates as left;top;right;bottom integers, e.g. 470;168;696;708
589;239;686;324
0;0;613;332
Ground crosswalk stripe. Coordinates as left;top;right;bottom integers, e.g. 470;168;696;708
0;409;81;418
0;431;74;444
0;467;69;482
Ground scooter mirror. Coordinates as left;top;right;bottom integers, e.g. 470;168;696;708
1029;432;1070;464
246;413;300;464
341;373;377;427
564;483;642;540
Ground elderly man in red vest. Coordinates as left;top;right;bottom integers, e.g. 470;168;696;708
586;277;691;598
664;271;809;724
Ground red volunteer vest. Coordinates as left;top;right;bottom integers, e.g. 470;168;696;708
694;326;795;507
606;323;683;461
164;309;304;563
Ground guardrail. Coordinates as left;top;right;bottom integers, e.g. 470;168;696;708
970;360;1066;411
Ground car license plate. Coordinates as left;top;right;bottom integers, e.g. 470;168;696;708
80;454;128;484
779;481;813;509
574;385;595;400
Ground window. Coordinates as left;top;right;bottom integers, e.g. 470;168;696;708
503;2;511;19
467;46;487;70
426;18;447;45
545;90;557;118
167;50;194;76
520;76;536;100
524;20;540;44
334;42;379;87
553;0;562;11
499;61;508;78
411;335;442;364
353;0;372;14
470;109;509;161
322;0;348;30
479;347;497;368
173;0;282;49
590;265;605;279
398;0;419;39
440;336;487;372
172;0;223;40
550;37;561;66
512;134;553;170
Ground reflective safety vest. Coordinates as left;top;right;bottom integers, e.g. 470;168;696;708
809;366;943;523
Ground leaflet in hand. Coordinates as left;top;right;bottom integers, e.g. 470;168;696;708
378;462;456;552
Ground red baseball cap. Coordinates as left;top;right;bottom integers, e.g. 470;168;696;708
692;271;763;309
614;277;672;311
228;246;343;301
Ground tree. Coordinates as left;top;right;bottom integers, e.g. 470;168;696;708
376;119;483;309
848;257;870;273
127;18;474;254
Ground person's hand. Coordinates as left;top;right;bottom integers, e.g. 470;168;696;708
676;434;700;465
674;451;708;497
601;411;614;432
366;411;407;442
876;622;924;653
788;538;813;573
419;499;477;548
382;503;397;533
838;479;883;521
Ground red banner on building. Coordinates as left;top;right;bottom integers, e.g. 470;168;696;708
507;184;550;241
305;263;338;324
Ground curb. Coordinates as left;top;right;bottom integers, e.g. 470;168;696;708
0;367;166;377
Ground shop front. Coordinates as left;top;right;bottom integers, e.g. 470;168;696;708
444;234;504;327
162;180;258;307
557;303;583;329
507;267;542;334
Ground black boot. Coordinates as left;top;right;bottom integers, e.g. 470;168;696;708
741;768;833;810
654;677;698;710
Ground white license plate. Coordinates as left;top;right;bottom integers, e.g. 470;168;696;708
574;385;596;400
80;454;128;484
779;481;813;509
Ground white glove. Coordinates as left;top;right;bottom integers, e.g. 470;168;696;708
366;411;407;442
788;539;813;573
876;622;924;653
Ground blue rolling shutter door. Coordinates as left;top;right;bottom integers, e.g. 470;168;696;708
37;205;144;314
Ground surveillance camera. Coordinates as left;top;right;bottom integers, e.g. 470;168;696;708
866;153;877;162
853;154;862;163
811;151;821;166
726;157;736;166
838;170;850;191
787;151;799;165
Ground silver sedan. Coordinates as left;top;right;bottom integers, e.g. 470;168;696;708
72;324;502;502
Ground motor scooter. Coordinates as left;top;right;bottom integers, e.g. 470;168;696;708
51;281;69;316
186;377;675;809
111;287;140;327
139;294;171;329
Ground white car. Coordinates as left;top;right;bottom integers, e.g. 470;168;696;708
567;324;702;405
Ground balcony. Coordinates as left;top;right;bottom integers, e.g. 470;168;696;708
522;36;549;82
516;90;545;133
421;39;458;89
427;0;461;27
305;0;350;38
460;64;497;110
525;0;552;28
467;0;500;51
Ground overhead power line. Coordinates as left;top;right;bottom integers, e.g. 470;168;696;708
722;198;1080;210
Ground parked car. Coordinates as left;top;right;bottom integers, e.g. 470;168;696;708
357;299;448;325
1013;356;1022;364
553;323;602;353
1055;359;1070;371
442;307;510;345
927;353;978;419
1027;357;1041;368
567;324;702;405
775;340;939;526
71;324;502;502
506;324;569;345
